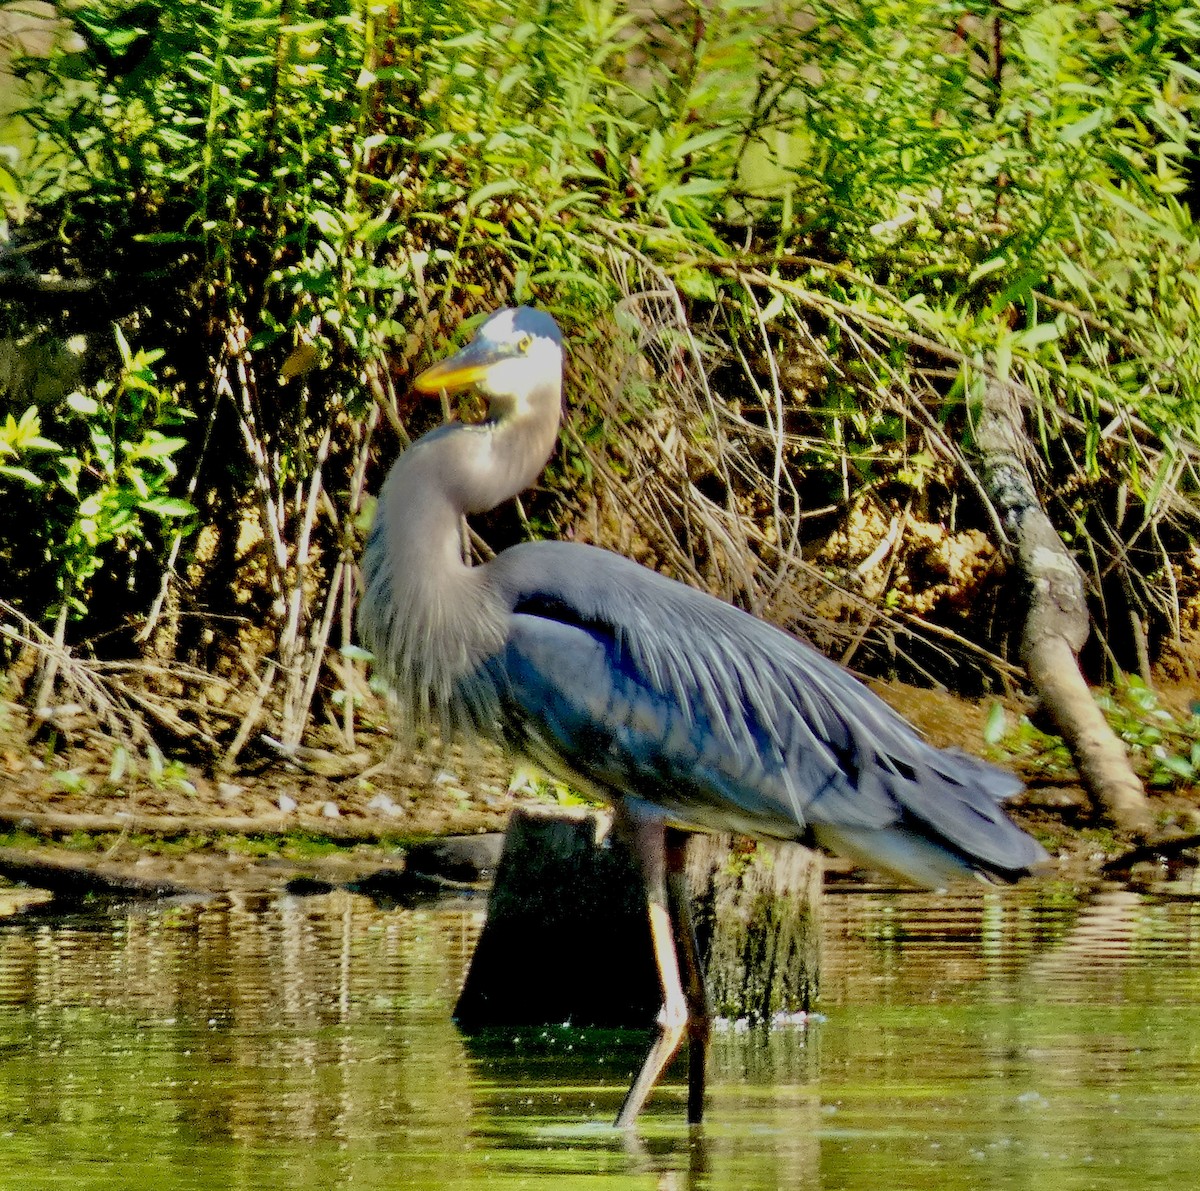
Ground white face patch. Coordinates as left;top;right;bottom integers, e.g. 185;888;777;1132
479;343;560;410
473;320;562;412
478;308;520;343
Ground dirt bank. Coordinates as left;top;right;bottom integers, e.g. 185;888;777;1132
0;681;1196;902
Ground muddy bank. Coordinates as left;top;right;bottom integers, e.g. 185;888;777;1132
0;681;1196;903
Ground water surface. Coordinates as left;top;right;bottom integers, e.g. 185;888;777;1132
1;879;1198;1189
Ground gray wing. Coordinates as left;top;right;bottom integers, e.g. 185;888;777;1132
478;540;1046;885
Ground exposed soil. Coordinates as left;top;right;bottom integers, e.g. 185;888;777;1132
0;680;1197;903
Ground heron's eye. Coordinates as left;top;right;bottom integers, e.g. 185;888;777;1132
517;334;533;353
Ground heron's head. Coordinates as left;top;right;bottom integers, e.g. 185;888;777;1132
413;307;564;414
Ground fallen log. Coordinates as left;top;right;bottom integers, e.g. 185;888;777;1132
0;846;191;899
0;806;507;842
975;375;1153;835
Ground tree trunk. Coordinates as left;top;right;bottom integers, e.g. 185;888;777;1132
685;832;820;1021
975;376;1153;835
454;806;821;1029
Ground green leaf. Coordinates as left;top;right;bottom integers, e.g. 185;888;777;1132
1015;321;1061;351
113;324;133;369
0;465;44;487
983;701;1008;746
137;497;196;519
675;266;717;301
1158;754;1195;780
466;178;520;210
968;256;1008;286
672;127;732;161
418;131;458;152
1057;106;1108;144
1095;185;1184;245
132;435;187;460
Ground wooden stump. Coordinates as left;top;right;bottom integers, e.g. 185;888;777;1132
453;806;821;1030
686;833;821;1021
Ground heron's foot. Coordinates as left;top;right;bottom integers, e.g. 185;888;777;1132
615;1011;688;1129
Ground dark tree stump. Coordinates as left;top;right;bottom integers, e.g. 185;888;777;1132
453;806;821;1030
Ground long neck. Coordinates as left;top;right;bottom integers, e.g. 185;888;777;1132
452;381;564;515
386;375;561;570
357;380;561;732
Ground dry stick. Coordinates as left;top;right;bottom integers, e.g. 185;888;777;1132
612;281;762;607
760;283;1013;553
339;401;381;748
367;357;410;445
289;554;345;751
139;361;224;645
223;333;291;768
1152;523;1183;646
739;279;805;607
279;420;334;746
976;375;1153;835
224;655;278;770
33;602;69;713
650;282;759;584
1077;405;1197;521
891;610;1024;681
289;455;365;749
609;257;755;530
824;303;1013;548
570;430;704;589
731;282;1004;648
340;556;357;751
88;659;227;749
1;604;149;748
1038;396;1185;646
227;339;338;758
839;507;909;672
232;342;290;591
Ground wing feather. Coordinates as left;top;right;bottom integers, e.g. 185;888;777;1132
481;540;1044;879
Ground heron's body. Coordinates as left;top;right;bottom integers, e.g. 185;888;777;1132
358;306;1047;1125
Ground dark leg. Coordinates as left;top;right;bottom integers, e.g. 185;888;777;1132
613;806;689;1128
665;827;710;1125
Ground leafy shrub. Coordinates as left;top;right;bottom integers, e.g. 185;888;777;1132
0;0;1197;750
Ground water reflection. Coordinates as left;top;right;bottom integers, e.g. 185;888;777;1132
0;881;1197;1189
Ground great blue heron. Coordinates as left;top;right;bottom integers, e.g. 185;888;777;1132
358;305;1047;1127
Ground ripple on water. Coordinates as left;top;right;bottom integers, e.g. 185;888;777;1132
0;881;1197;1190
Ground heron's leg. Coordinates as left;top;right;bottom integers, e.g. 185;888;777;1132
665;827;711;1125
613;807;688;1129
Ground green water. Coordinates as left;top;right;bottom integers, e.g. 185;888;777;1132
0;881;1198;1189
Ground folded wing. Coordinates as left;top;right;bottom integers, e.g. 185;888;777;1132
476;540;1046;886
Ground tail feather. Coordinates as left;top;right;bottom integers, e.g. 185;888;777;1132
812;820;1048;890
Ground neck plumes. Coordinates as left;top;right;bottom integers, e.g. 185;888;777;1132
357;379;562;737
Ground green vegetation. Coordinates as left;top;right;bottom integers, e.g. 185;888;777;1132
988;676;1200;791
0;1;1197;768
1099;678;1200;788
